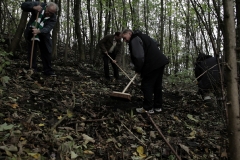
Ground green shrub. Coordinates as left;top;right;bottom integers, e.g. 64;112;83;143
166;69;194;85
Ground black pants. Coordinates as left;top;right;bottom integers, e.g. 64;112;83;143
102;53;119;79
25;30;53;73
141;66;165;110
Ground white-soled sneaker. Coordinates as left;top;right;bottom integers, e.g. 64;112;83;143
148;109;154;114
136;108;154;114
155;108;162;112
136;107;146;113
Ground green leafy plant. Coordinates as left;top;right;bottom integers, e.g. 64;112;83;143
166;69;193;85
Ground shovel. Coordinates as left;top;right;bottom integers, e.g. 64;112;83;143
110;74;138;101
29;12;39;73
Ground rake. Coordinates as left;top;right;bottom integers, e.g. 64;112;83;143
110;74;138;100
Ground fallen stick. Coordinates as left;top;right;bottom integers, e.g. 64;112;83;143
193;62;224;82
146;112;181;160
122;123;146;147
65;118;114;125
50;114;68;132
27;113;35;123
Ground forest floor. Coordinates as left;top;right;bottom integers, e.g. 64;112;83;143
0;52;228;160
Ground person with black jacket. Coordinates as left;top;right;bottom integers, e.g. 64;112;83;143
21;1;58;76
122;29;169;114
195;53;220;103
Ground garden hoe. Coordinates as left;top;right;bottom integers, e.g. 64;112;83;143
110;74;137;101
106;54;134;83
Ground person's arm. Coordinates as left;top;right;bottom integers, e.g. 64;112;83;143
114;42;123;61
21;1;41;12
40;16;57;34
98;35;110;54
130;36;145;73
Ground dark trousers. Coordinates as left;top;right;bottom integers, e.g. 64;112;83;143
25;31;53;73
141;66;165;110
102;53;119;79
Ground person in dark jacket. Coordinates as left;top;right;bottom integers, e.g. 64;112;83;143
195;53;220;103
122;29;169;114
21;1;58;76
98;32;123;81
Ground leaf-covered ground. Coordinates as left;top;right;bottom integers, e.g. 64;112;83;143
0;53;228;160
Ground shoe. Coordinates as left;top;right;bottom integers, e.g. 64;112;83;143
136;107;154;114
155;108;162;112
26;68;39;73
43;71;56;77
148;109;154;114
136;107;145;113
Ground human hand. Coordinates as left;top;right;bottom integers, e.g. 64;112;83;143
112;60;117;63
105;52;108;55
32;28;40;36
33;5;42;12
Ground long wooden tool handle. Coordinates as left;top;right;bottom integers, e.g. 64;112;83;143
106;54;132;81
147;113;182;160
30;12;39;69
122;74;138;93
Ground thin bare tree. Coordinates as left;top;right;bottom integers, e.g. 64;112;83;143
223;0;240;159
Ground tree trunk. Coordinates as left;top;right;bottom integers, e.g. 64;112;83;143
104;0;111;36
236;0;240;75
52;0;61;60
87;0;94;61
223;0;240;159
185;0;190;70
64;0;69;65
0;1;2;32
121;0;127;69
143;0;148;34
74;0;84;61
97;0;103;42
7;11;28;55
160;0;164;52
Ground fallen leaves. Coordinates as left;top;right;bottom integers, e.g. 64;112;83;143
28;152;41;159
187;114;199;122
82;134;95;144
179;143;190;155
136;146;147;158
0;58;228;160
0;123;14;131
1;76;10;87
9;103;19;109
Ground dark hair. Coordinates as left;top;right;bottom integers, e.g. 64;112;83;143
114;32;121;36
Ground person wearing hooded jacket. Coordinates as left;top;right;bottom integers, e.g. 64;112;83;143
122;29;169;114
194;52;221;103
